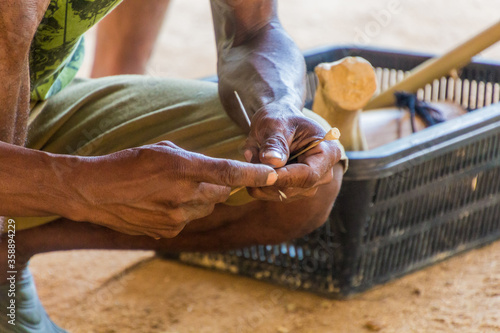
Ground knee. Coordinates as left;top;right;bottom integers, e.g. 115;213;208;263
257;178;342;245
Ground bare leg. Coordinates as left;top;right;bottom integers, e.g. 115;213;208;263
0;235;66;332
90;0;171;77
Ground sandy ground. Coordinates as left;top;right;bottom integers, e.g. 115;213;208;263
29;0;500;332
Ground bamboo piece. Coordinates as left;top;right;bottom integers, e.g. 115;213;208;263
365;19;500;110
229;186;246;196
234;91;251;128
278;190;287;201
312;57;378;151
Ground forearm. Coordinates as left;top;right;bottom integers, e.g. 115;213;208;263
0;0;50;144
0;142;79;217
0;44;31;145
211;0;306;122
222;25;306;111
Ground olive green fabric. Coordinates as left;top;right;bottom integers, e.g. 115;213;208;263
30;0;123;101
14;76;346;231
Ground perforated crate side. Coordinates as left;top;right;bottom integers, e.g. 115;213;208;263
177;46;500;298
339;130;500;295
179;219;345;294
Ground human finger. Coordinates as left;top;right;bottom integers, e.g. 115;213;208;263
189;155;278;188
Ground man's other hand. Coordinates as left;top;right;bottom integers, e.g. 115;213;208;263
70;141;278;238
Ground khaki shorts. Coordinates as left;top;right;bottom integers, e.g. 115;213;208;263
14;76;347;231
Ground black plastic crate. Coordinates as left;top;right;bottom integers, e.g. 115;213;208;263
179;46;500;298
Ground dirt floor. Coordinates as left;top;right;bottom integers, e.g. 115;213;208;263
30;0;500;332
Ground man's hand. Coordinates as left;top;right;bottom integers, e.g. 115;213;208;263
69;142;278;238
211;0;343;201
241;106;342;201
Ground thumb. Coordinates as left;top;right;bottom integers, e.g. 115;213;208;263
193;156;278;188
258;132;290;168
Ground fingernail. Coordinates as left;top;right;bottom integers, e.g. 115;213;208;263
266;172;278;186
262;150;285;161
244;150;253;162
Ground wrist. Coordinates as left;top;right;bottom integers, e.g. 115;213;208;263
256;99;304;119
37;151;92;221
0;143;87;218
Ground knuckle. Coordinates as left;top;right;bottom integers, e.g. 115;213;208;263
189;202;213;219
326;141;342;164
317;168;334;186
303;187;319;198
302;171;321;188
216;187;231;202
200;203;216;217
218;160;242;184
324;169;334;183
197;183;230;204
167;209;189;227
175;154;196;178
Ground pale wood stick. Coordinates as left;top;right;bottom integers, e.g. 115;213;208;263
278;190;287;199
229;185;246;196
288;128;340;161
234;91;251;128
365;20;500;110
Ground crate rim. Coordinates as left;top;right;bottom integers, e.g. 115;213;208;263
302;44;500;69
344;104;500;180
